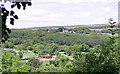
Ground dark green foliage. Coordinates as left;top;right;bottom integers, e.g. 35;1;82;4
21;2;26;10
50;60;59;67
10;18;14;25
88;25;110;29
10;11;14;16
1;1;32;43
81;18;120;73
16;2;21;9
27;2;32;6
2;49;33;72
1;6;11;43
18;52;23;58
27;58;41;68
8;30;109;47
74;27;91;34
56;27;65;32
13;15;19;19
1;41;14;48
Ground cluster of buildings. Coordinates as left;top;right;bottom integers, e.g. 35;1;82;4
3;48;74;62
37;53;56;61
62;29;76;33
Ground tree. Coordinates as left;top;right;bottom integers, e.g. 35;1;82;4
27;46;33;51
56;27;65;32
84;18;119;72
80;43;89;52
15;44;26;51
71;18;120;73
0;0;32;43
18;52;23;58
2;49;33;72
27;58;41;68
35;65;57;72
50;60;59;67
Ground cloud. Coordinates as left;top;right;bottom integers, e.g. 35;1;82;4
103;7;111;12
41;0;119;3
6;0;118;28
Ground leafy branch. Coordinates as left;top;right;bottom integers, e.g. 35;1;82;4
1;1;32;43
108;18;118;49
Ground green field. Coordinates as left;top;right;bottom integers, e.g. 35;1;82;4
90;29;104;31
90;27;119;31
23;52;35;58
102;33;118;36
41;60;50;65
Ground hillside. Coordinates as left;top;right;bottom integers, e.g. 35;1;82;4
2;23;120;73
13;23;119;30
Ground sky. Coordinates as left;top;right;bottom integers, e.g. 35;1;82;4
3;0;119;28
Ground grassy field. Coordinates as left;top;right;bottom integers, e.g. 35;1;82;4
23;52;35;58
90;29;105;31
102;33;119;36
90;27;119;31
41;60;50;65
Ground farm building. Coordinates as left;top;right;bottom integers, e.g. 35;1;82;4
37;53;57;61
62;29;76;33
37;55;52;59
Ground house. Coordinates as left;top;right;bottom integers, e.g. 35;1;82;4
37;53;57;60
71;31;76;33
63;29;69;32
62;29;76;33
37;55;52;59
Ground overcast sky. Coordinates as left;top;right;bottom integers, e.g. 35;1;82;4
4;0;119;28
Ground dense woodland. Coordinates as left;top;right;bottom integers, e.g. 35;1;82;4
1;23;120;73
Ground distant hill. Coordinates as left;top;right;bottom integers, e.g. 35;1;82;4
12;23;119;30
64;23;118;29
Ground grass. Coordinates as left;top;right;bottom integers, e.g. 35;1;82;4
90;27;119;31
90;29;104;31
23;52;35;58
102;33;118;36
41;60;50;65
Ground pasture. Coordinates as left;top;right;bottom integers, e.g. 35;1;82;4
23;52;35;58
